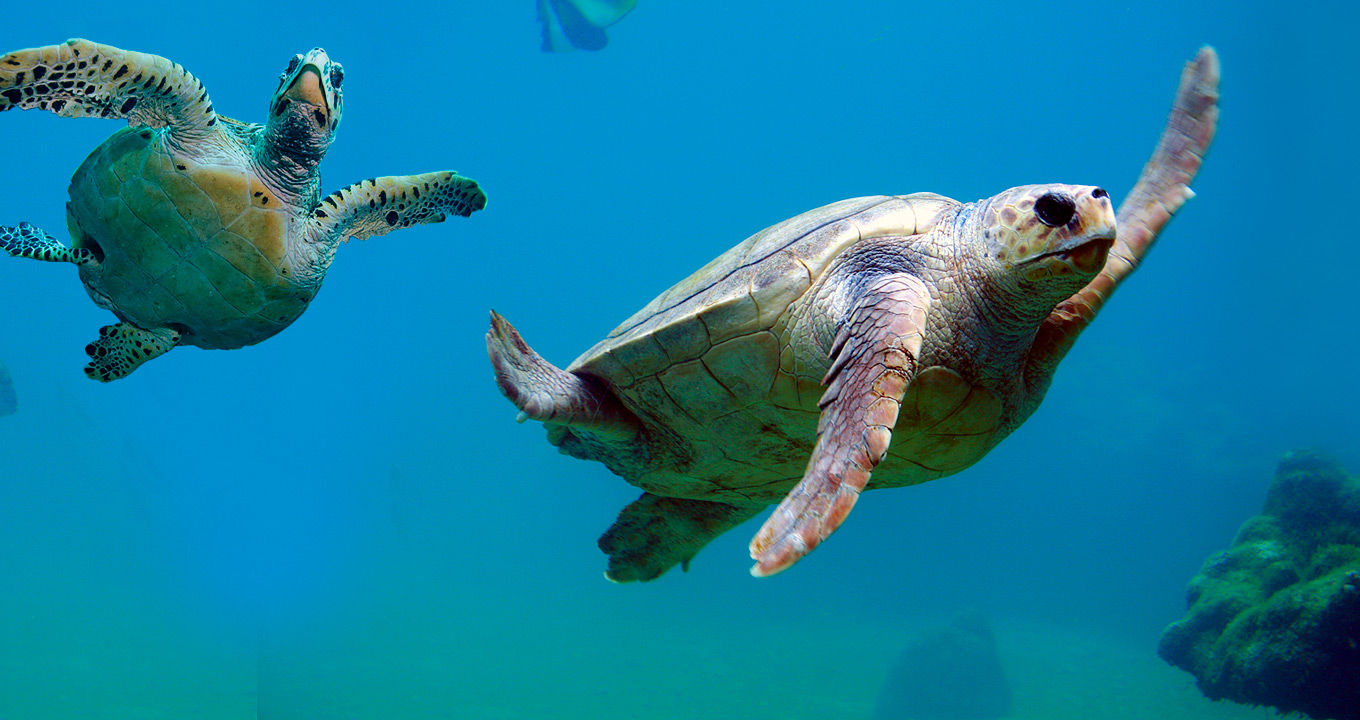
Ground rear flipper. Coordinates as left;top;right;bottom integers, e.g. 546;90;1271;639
486;310;639;436
84;323;180;382
0;222;99;266
599;493;760;582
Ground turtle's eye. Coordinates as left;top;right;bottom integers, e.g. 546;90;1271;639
329;65;344;90
286;54;302;74
1034;193;1075;227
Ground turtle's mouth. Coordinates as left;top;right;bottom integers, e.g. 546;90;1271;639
1021;233;1114;273
283;65;329;114
1066;236;1114;273
1044;236;1114;274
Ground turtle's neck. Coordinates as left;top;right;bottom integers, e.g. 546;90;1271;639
255;144;323;201
254;112;330;203
947;204;1084;342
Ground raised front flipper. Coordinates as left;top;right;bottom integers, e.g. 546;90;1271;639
315;172;487;243
750;273;931;577
486;311;639;436
0;222;99;266
599;493;760;582
0;39;217;140
1029;47;1219;382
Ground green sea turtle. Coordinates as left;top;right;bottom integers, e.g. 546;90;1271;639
0;39;486;381
488;48;1219;581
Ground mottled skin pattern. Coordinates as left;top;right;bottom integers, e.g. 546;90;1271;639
0;39;486;380
489;48;1219;581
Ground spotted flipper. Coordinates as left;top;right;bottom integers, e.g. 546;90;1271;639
0;39;217;141
598;494;760;582
84;323;181;382
0;222;99;266
749;273;932;577
486;311;639;436
315;171;487;243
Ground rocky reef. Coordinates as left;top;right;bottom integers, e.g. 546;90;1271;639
1159;449;1360;720
875;609;1010;720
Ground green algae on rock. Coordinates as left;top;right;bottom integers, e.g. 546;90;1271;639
1160;449;1360;720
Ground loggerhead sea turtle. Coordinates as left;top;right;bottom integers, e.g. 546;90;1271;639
488;48;1219;581
0;39;486;381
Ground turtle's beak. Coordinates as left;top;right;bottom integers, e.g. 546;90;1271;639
1062;191;1117;274
284;64;329;112
1031;189;1116;274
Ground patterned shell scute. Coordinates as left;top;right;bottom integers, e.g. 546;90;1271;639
571;192;957;384
66;127;301;350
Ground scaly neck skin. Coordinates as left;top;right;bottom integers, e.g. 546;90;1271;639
245;119;333;289
254;114;329;205
948;203;1086;349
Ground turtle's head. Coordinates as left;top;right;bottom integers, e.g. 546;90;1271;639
265;47;344;163
974;184;1116;303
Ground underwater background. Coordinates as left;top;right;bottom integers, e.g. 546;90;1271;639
1;1;1356;718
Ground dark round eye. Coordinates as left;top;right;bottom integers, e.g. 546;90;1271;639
1035;193;1076;227
286;54;302;74
330;65;344;89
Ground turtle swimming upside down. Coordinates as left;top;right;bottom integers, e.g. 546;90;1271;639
0;39;487;381
488;48;1220;581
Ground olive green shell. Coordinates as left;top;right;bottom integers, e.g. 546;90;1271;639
570;193;955;382
66;126;309;350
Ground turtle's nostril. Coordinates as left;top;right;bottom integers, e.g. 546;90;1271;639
1091;188;1109;199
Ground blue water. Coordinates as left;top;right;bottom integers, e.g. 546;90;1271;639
1;2;1356;718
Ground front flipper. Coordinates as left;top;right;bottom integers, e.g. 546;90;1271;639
84;323;181;382
486;311;639;436
0;39;217;141
750;274;931;577
599;493;760;582
315;172;487;242
0;222;99;266
1029;47;1219;382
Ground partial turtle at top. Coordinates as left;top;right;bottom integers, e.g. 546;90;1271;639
0;39;487;381
488;48;1219;581
538;0;638;52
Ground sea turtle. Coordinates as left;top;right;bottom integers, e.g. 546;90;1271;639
538;0;638;52
0;39;486;381
488;48;1219;581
